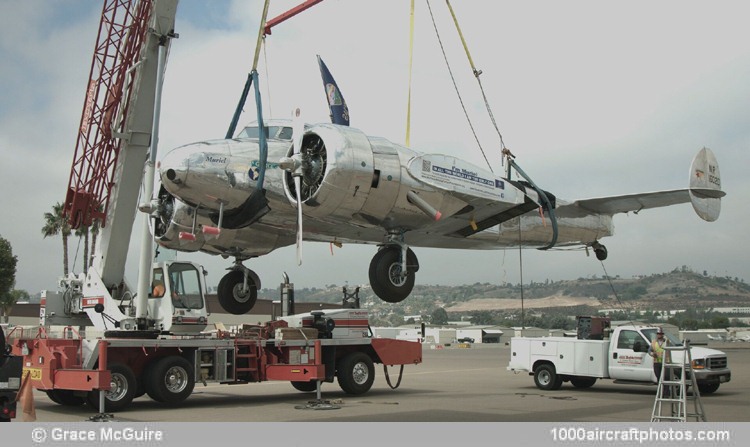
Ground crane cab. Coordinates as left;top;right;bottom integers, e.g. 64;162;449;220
148;261;208;334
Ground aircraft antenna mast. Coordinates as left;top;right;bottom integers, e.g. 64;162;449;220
63;0;154;230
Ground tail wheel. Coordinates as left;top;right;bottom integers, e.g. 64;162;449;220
86;363;137;412
534;364;563;390
218;270;258;314
145;356;195;405
337;352;375;395
369;247;417;303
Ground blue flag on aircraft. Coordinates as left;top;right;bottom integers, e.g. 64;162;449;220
317;55;350;126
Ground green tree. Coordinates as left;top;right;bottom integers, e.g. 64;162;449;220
431;307;449;325
0;236;19;323
469;310;495;325
1;289;29;323
42;202;71;276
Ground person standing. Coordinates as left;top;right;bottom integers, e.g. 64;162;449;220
649;328;671;395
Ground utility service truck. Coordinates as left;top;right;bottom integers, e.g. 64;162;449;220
508;317;731;394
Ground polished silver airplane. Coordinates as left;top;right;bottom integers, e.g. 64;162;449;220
151;59;723;314
152;118;723;314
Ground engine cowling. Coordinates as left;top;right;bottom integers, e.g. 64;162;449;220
283;124;438;230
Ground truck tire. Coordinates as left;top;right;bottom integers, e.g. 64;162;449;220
86;363;137;412
291;381;318;392
337;352;375;395
145;356;195;405
570;376;597;389
698;382;720;394
534;364;563;390
46;389;86;406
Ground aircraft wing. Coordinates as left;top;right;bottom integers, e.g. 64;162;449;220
555;188;724;219
556;148;725;221
405;154;541;237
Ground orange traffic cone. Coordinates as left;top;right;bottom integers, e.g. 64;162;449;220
17;374;36;422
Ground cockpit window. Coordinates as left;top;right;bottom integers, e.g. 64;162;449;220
237;126;293;140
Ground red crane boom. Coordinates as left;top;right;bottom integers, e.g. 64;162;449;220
64;0;154;229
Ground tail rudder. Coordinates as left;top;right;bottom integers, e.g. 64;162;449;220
689;147;724;222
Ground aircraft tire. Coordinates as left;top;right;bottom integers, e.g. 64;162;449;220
337;352;375;395
534;364;563;390
85;363;137;412
218;270;258;315
369;247;416;303
595;245;608;261
144;356;194;405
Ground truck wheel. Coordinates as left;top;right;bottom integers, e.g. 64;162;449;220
534;364;563;390
46;389;86;406
368;247;417;303
218;270;258;314
291;381;318;392
86;363;136;412
570;376;597;389
698;383;720;394
337;352;375;395
145;356;195;405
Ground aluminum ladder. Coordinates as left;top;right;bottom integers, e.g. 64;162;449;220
650;340;707;422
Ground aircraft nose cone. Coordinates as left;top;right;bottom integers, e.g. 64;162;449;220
159;145;192;188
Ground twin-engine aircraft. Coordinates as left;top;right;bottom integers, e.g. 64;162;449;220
152;60;724;315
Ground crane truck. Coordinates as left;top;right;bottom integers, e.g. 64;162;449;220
8;0;421;413
507;316;731;394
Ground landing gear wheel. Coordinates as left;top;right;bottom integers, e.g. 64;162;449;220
369;247;417;303
86;363;137;412
45;389;86;406
291;381;318;393
337;352;375;395
218;270;258;315
144;356;195;405
534;364;563;390
569;376;597;389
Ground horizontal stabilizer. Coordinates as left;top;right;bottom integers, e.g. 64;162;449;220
556;148;724;221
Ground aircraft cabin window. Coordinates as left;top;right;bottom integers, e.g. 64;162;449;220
237;126;293;140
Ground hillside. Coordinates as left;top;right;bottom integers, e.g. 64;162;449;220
257;268;750;320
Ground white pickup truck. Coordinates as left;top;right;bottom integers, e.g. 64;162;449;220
508;325;731;394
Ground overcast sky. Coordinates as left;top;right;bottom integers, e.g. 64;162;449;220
1;0;748;296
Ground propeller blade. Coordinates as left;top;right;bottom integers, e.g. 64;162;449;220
294;175;303;265
290;107;305;265
292;107;303;155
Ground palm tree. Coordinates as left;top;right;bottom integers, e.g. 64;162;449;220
88;206;103;272
42;202;71;276
75;225;90;273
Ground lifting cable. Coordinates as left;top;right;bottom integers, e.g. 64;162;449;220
383;364;405;389
426;0;493;174
405;0;415;147
599;260;639;326
445;0;507;154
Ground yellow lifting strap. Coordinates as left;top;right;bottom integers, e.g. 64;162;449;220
405;0;416;147
445;0;479;76
252;0;272;72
